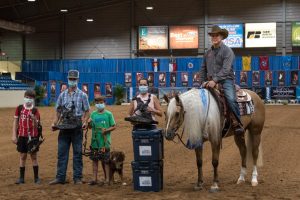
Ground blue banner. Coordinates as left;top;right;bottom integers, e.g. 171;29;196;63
218;24;243;48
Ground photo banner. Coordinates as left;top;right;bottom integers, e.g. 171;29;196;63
94;84;101;97
265;71;273;86
252;71;260;87
278;71;285;86
105;83;113;97
159;72;166;87
50;80;56;103
169;26;199;49
240;71;248;86
245;23;276;47
291;71;299;86
218;24;243;48
139;26;168;50
170;72;176;87
292;22;300;46
181;72;189;87
42;82;48;98
60;82;67;93
192;72;201;87
136;72;143;86
82;83;88;96
125;73;132;87
147;72;154;87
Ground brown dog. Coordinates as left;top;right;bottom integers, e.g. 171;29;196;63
109;151;126;185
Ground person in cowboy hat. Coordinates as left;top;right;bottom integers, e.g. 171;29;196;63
199;25;244;135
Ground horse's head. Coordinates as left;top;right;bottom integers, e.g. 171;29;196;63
163;94;185;140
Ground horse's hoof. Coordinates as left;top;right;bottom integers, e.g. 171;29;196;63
194;184;203;191
251;181;258;187
209;185;220;193
237;179;245;184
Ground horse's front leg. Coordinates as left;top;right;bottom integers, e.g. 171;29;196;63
210;142;221;193
194;147;204;190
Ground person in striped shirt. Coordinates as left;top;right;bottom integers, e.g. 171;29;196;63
12;89;41;184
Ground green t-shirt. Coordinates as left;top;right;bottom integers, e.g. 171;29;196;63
90;110;116;149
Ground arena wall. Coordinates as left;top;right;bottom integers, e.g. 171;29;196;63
0;90;25;108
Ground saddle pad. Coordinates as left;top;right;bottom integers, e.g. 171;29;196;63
238;100;254;116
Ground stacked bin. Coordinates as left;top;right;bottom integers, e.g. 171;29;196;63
131;125;164;192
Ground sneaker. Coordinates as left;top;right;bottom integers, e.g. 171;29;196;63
34;178;41;184
15;178;25;184
49;179;65;185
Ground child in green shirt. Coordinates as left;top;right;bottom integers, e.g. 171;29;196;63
88;95;116;185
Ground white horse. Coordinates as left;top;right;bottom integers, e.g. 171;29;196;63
164;88;265;192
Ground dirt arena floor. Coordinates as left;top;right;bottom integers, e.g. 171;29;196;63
0;105;299;200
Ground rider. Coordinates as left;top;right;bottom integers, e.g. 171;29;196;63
199;25;244;135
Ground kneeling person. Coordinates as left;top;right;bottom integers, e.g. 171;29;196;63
88;95;116;185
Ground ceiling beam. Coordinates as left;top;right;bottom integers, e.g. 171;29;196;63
0;19;35;33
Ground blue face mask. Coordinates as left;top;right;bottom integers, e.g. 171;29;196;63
95;103;105;110
68;80;78;87
139;86;148;94
24;97;34;106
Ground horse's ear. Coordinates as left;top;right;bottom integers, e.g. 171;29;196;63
163;95;169;104
175;94;182;106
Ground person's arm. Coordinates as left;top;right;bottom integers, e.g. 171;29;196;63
103;113;116;134
12;118;18;144
128;101;135;116
148;95;162;117
199;53;208;84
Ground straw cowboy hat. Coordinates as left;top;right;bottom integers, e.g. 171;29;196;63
208;25;229;39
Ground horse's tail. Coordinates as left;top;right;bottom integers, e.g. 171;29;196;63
246;131;263;167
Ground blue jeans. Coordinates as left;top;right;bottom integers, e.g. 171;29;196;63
56;128;83;182
220;79;241;122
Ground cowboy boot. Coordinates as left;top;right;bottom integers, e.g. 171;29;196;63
232;117;245;135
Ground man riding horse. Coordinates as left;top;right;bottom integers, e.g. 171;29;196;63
200;25;244;135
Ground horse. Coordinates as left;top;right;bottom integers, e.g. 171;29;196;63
164;88;265;192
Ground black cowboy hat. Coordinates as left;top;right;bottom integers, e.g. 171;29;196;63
208;25;229;39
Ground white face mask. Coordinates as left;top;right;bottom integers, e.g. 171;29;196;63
68;80;78;88
24;97;34;107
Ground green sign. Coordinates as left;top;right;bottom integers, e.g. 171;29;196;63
292;22;300;46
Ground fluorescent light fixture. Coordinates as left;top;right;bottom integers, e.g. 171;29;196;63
60;9;68;13
146;6;154;10
86;18;94;22
27;0;36;2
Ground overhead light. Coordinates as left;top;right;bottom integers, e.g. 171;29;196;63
60;9;68;13
27;0;36;2
146;6;154;10
86;18;94;22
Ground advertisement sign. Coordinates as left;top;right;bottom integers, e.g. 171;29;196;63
147;72;154;87
292;22;300;46
169;26;198;49
271;87;296;99
245;23;276;47
278;71;285;86
252;71;260;87
158;72;166;87
125;73;132;87
218;24;243;48
139;26;168;50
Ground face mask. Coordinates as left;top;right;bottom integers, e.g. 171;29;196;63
68;80;78;87
24;97;34;105
95;103;105;110
139;86;148;94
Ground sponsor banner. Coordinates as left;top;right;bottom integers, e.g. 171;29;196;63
170;72;177;87
291;71;299;86
292;22;300;46
60;82;67;93
265;71;273;86
158;88;188;103
94;83;101;97
252;71;260;87
271;87;296;99
139;26;168;50
245;23;276;47
158;72;166;87
147;72;154;87
218;24;243;48
125;73;132;87
105;83;113;97
169;26;198;49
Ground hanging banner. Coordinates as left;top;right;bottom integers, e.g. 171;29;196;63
42;82;48;98
82;83;89;96
291;71;299;86
147;72;154;87
105;83;113;97
138;26;168;50
278;71;285;86
218;24;243;48
242;56;251;71
60;82;67;93
94;84;101;97
152;58;160;72
136;72;143;86
240;71;248;86
245;23;276;47
169;26;199;49
252;71;260;87
159;72;166;87
259;56;269;70
170;72;176;87
292;22;300;46
265;71;273;86
192;72;201;87
125;73;132;87
282;56;291;70
181;72;189;87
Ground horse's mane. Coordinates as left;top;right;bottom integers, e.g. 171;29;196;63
167;88;222;145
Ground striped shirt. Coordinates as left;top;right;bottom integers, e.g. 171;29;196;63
56;88;90;117
14;105;40;137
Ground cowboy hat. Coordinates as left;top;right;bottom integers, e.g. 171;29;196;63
208;25;228;39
